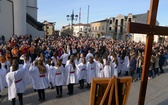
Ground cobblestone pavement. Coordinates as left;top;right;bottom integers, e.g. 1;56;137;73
1;66;168;105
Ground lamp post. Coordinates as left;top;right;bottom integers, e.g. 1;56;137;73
52;22;56;35
66;10;78;35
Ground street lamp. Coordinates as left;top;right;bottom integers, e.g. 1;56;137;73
66;10;78;35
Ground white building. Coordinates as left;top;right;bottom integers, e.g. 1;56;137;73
0;0;44;40
73;23;90;37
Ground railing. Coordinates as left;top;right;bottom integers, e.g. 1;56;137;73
26;13;44;31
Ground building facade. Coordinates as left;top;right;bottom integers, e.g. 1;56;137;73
43;21;56;36
73;23;90;37
90;19;109;38
60;24;71;36
108;12;159;42
0;0;44;40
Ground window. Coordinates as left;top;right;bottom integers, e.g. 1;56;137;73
92;27;94;30
80;28;82;31
110;20;112;24
129;18;131;22
115;27;117;33
95;26;97;31
109;27;112;31
102;26;104;30
115;19;118;26
120;27;123;33
121;19;124;25
99;26;100;30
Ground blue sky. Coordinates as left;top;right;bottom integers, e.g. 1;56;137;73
38;0;168;30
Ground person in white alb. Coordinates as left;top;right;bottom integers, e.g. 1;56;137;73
65;58;78;95
36;60;49;102
50;60;64;98
46;60;54;89
103;60;112;78
0;55;10;73
96;58;104;78
0;63;7;97
20;53;31;87
86;56;97;88
29;61;39;91
29;60;48;102
51;52;60;65
6;59;28;105
118;54;124;75
123;53;130;76
77;58;87;89
60;50;70;67
86;50;93;63
110;56;118;77
78;53;85;64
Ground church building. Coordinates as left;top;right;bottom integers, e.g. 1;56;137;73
0;0;44;40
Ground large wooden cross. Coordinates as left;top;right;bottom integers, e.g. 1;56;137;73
128;0;168;105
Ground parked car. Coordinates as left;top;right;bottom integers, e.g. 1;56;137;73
98;35;112;40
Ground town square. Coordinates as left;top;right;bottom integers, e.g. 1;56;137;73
0;0;168;105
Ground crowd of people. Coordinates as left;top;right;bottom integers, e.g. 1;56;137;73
0;34;168;105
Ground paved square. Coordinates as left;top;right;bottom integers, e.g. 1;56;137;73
1;67;168;105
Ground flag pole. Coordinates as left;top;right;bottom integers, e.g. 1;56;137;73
79;8;81;36
87;5;89;37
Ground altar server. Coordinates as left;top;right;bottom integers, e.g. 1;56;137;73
0;55;10;73
36;60;49;101
103;60;112;77
6;59;27;105
29;60;48;102
86;50;93;63
110;56;118;77
123;53;130;76
50;60;64;98
20;53;31;87
96;58;104;78
77;57;87;89
46;59;54;89
86;56;97;88
0;63;7;97
65;58;78;95
60;50;70;67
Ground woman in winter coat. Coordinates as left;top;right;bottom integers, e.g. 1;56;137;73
129;55;137;81
154;54;159;76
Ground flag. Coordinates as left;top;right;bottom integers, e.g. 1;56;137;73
79;8;81;21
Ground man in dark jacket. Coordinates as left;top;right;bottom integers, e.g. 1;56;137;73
159;52;165;73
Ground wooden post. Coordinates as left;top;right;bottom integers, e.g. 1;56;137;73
138;0;159;105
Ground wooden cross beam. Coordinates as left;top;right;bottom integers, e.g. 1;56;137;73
128;22;168;35
127;0;168;105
